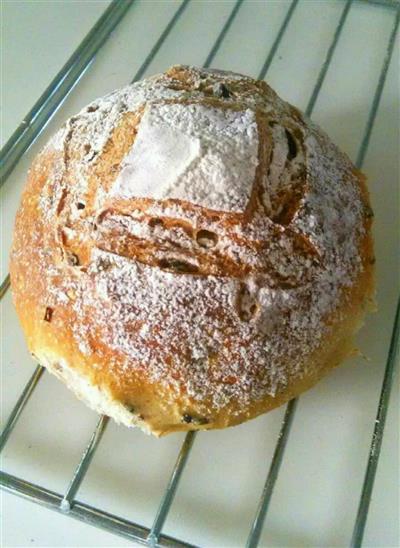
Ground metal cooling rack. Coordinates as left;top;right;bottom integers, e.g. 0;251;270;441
1;1;399;546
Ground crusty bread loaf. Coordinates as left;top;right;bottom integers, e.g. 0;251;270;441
10;65;375;436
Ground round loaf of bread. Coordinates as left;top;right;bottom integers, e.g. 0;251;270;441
10;65;375;436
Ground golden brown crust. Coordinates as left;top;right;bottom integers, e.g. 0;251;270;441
10;66;374;436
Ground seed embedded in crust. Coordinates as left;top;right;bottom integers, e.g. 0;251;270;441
44;307;53;322
236;283;259;321
181;414;209;425
364;205;374;219
67;253;80;266
148;217;165;228
213;82;231;98
97;258;113;271
53;362;63;373
158;258;199;274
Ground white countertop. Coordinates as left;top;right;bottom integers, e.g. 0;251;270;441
1;1;399;547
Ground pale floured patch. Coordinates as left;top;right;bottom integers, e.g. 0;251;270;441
111;103;259;212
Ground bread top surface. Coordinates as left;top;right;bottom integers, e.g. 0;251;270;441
10;66;374;429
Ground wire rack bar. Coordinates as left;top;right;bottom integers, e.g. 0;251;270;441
0;0;133;189
359;0;399;8
351;298;400;547
349;15;400;539
148;431;197;547
132;0;190;83
203;0;244;68
246;2;354;544
0;471;197;548
0;365;44;453
246;399;298;548
0;274;10;301
258;0;299;80
306;0;353;116
355;5;400;168
61;415;109;512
